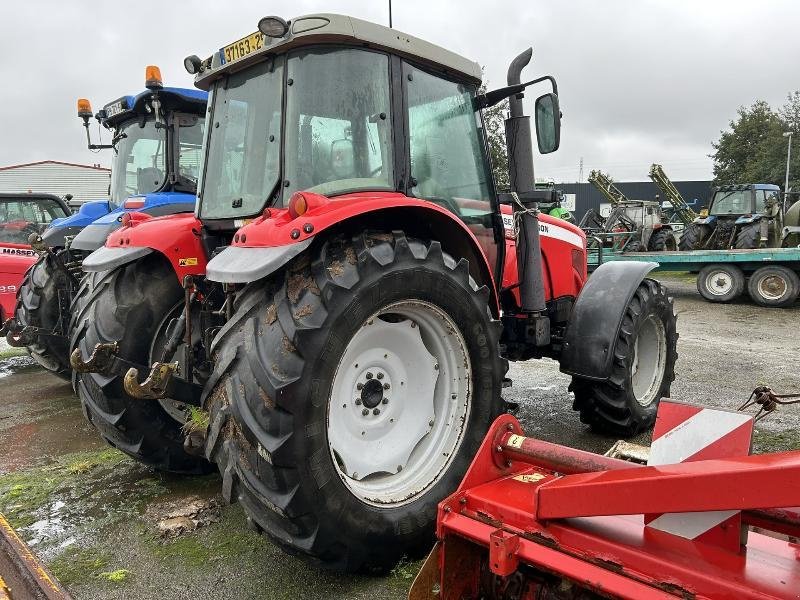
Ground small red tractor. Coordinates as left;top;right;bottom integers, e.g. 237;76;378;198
71;14;678;570
410;401;800;599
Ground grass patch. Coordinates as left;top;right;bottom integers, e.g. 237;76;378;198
389;556;422;587
187;406;209;430
0;347;28;360
98;569;131;583
50;547;111;585
753;428;800;453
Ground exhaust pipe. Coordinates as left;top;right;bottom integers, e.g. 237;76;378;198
505;48;546;315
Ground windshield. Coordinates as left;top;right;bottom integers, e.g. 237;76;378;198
710;190;753;215
0;198;69;243
199;58;284;219
110;118;167;207
175;114;206;190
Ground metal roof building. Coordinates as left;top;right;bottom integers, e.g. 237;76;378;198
0;160;110;206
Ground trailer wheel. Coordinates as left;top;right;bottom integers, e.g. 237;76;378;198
747;265;800;308
13;252;75;378
202;231;505;571
648;228;677;251
696;264;745;303
571;279;677;436
734;222;761;249
678;223;709;251
70;254;211;474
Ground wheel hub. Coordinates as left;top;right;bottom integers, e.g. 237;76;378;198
708;271;733;295
359;376;386;409
759;275;786;300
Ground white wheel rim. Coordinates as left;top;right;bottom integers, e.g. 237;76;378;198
327;300;471;507
758;274;787;301
705;270;733;296
631;315;667;407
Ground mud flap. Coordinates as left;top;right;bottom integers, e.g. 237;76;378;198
559;261;657;381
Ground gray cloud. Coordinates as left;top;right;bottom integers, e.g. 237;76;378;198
2;0;797;183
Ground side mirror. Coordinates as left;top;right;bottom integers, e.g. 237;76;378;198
534;93;560;154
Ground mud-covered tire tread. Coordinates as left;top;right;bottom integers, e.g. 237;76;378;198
70;255;212;474
734;222;761;250
648;228;677;251
678;223;708;251
202;231;506;572
570;278;678;436
14;252;74;378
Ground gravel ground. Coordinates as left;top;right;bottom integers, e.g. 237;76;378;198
0;272;798;599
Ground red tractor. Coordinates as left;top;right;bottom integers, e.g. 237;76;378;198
71;14;677;571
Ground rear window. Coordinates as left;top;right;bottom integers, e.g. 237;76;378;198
0;198;69;243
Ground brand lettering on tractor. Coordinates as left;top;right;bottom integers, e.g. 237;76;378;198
500;217;582;249
0;285;17;293
1;247;36;257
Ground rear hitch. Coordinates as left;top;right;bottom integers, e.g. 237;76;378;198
124;362;178;400
0;318;17;339
69;342;119;374
2;319;35;347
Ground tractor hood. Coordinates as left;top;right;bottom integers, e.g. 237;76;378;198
41;199;112;248
69;192;197;252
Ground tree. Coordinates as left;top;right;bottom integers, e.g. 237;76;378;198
711;95;800;190
479;80;510;192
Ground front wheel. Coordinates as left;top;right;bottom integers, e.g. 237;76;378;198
202;231;505;571
571;279;678;436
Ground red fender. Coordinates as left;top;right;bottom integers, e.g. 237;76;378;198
232;191;500;308
105;212;208;282
0;243;38;320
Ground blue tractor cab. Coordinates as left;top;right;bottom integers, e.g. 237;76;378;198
8;67;207;378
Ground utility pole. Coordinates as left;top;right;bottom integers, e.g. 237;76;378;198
783;131;794;212
578;157;584;182
389;0;393;28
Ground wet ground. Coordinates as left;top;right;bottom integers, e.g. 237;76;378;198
0;273;798;599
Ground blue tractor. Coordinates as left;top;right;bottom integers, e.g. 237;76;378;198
679;183;783;251
6;66;207;378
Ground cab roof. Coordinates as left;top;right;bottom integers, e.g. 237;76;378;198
100;87;208;128
194;13;483;89
714;183;781;192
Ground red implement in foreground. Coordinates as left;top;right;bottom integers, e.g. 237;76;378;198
411;404;800;600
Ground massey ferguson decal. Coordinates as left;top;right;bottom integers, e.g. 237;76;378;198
1;246;37;257
501;214;583;248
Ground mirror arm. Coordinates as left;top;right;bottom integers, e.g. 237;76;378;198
476;75;558;111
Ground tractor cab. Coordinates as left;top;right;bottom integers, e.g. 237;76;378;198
706;183;781;218
60;69;207;253
192;15;561;287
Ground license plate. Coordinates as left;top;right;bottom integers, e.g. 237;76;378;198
220;32;264;65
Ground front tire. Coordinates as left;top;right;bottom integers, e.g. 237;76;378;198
202;231;505;571
571;279;677;436
70;255;211;474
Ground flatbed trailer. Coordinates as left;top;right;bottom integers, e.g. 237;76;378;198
588;241;800;307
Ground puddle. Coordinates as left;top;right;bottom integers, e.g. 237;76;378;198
0;353;37;377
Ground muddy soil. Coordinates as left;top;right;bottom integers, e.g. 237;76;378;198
0;273;798;599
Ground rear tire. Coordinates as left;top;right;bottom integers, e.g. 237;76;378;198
734;222;761;249
70;254;211;474
696;264;745;303
571;279;677;436
202;231;505;571
648;228;677;251
678;223;709;251
14;251;75;378
747;265;800;308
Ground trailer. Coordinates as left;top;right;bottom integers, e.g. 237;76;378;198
588;240;800;307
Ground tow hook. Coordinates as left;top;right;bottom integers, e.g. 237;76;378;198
0;318;16;338
2;319;32;347
70;342;119;373
124;361;178;400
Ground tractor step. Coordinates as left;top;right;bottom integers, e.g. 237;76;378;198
0;513;71;600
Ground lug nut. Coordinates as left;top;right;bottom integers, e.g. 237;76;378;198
383;383;390;390
377;372;383;380
373;408;380;415
355;399;362;405
382;398;388;405
366;372;373;379
362;408;369;416
397;465;403;472
357;383;363;390
429;420;434;427
434;364;439;370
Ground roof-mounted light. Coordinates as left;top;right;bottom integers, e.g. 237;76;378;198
258;16;289;38
145;65;163;90
184;55;202;75
77;98;93;120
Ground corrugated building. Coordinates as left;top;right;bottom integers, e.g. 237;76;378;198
0;160;110;206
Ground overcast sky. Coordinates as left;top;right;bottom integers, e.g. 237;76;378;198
2;0;798;182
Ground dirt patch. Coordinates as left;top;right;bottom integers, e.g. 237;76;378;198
146;495;222;538
265;304;277;325
294;304;313;319
327;260;344;278
282;335;296;354
287;272;320;304
345;246;357;265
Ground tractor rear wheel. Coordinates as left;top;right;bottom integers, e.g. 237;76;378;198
571;279;677;436
648;228;677;251
202;231;505;571
678;223;709;251
734;222;761;249
70;254;211;474
14;251;75;378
